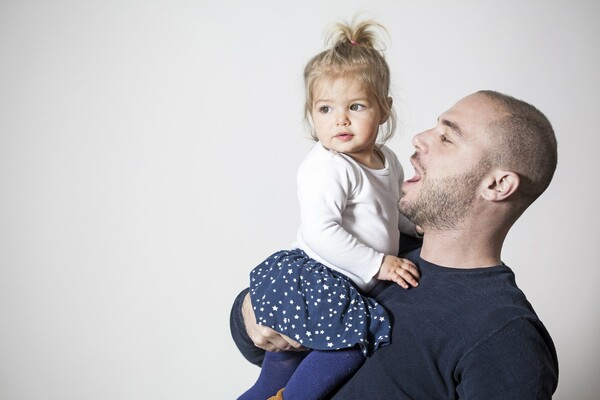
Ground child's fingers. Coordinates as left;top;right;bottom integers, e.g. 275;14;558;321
379;256;420;288
395;267;419;287
393;259;419;288
390;274;410;289
399;260;420;278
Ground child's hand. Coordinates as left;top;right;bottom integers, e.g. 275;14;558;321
377;255;420;289
416;225;424;236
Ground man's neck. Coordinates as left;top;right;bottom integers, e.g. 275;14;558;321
419;228;504;269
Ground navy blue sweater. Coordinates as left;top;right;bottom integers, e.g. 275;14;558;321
231;249;559;399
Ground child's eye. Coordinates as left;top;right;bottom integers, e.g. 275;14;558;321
319;106;332;113
350;103;366;111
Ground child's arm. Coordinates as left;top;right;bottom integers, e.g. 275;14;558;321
376;255;420;289
296;153;385;288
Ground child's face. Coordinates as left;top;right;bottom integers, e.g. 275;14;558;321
311;76;387;167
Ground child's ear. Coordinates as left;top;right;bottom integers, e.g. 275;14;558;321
481;169;520;201
380;97;393;124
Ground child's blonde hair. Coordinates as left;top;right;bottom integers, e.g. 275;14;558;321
304;17;396;144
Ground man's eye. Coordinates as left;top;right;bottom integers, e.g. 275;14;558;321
350;104;366;111
441;135;451;143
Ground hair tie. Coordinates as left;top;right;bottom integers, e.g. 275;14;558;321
350;39;358;45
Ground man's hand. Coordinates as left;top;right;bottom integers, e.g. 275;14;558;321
242;293;306;352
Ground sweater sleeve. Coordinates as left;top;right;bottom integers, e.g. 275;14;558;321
456;317;559;399
229;288;265;367
296;156;383;287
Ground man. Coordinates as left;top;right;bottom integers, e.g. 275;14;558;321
230;91;559;399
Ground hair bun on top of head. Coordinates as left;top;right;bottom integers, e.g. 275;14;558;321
325;16;389;52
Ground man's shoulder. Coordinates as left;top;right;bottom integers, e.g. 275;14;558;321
457;313;559;397
378;260;541;339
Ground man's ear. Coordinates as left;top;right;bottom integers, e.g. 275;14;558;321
481;170;520;201
380;97;393;124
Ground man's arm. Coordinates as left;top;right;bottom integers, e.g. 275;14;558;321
230;233;421;365
229;288;306;366
230;288;265;366
456;317;559;399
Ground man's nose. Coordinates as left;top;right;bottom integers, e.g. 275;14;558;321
412;129;430;152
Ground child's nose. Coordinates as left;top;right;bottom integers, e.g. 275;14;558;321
336;112;350;126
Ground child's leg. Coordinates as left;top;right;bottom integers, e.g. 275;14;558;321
238;350;309;400
282;347;365;400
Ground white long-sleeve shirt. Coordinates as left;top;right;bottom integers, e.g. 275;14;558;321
293;142;417;292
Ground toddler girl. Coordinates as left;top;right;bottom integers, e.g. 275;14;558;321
239;17;421;400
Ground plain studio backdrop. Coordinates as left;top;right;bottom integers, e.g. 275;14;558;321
0;1;598;399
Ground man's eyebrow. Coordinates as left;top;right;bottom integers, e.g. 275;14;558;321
438;117;465;138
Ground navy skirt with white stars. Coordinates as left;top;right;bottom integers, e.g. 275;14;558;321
249;248;391;357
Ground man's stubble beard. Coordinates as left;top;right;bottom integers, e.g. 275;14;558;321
399;165;488;231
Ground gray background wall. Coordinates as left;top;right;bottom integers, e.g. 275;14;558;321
1;0;598;398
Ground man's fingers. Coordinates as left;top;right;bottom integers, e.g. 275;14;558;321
256;338;291;352
282;334;305;350
243;293;307;352
252;325;304;352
